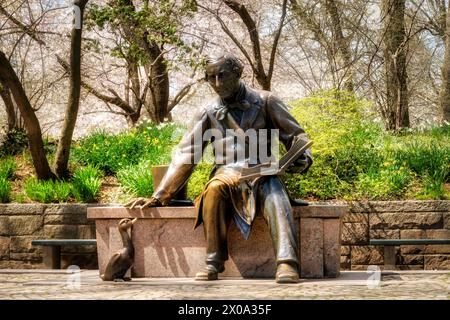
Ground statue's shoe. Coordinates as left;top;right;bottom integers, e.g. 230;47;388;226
276;263;299;284
195;264;224;281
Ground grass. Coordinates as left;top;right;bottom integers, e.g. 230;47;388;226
71;122;183;175
0;177;11;203
0;157;16;180
284;90;450;200
0;157;16;203
71;165;103;203
117;160;154;197
24;178;72;203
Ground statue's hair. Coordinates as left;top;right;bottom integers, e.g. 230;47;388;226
205;53;244;76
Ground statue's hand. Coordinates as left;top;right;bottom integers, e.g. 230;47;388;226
287;154;313;174
124;196;162;209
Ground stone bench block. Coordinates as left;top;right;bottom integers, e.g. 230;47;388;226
88;205;347;279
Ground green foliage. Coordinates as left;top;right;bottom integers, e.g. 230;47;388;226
87;0;199;67
289;90;375;155
391;140;450;199
4;89;449;203
0;177;11;203
12;192;26;204
0;157;16;202
72;166;103;203
43;136;58;155
0;157;16;180
187;162;213;200
72;122;182;175
106;90;449;202
286;90;380;199
0;128;28;157
285;90;450;200
24;178;72;203
283;157;343;200
117;160;154;197
353;165;413;200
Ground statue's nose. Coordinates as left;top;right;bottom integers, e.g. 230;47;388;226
215;75;220;87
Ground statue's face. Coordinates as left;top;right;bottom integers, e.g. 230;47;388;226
205;59;241;99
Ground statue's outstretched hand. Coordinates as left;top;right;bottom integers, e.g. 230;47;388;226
124;196;162;209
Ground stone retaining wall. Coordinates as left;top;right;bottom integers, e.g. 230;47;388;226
342;201;450;270
0;204;97;269
1;201;450;271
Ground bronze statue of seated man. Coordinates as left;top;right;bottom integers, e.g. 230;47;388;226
125;53;313;284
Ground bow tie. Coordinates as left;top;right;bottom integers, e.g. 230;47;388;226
216;100;252;120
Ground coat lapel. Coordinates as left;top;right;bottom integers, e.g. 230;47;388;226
239;104;260;130
239;87;264;130
210;86;264;131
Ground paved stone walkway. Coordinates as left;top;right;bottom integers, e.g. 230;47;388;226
0;269;448;300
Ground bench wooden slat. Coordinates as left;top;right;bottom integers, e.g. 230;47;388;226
370;239;450;246
32;239;97;246
31;239;97;269
370;239;450;270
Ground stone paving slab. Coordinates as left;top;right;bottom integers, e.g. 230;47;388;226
0;270;448;300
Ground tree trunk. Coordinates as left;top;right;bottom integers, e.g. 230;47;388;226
0;84;17;131
0;51;54;180
151;58;170;124
440;1;450;123
143;40;169;124
324;0;354;92
53;0;89;179
382;0;410;131
127;60;143;126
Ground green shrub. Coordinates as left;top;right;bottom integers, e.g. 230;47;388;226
72;166;103;203
0;157;16;180
0;128;28;157
284;90;450;200
283;157;345;200
354;165;413;200
0;157;16;203
117;160;154;197
417;174;449;199
24;178;72;203
0;177;11;203
287;90;384;199
289;90;376;155
393;141;449;180
374;126;450;199
72;122;183;174
64;91;449;201
187;162;213;200
332;125;384;182
43;136;58;155
72;131;139;175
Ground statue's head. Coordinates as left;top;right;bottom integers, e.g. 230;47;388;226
205;53;244;99
118;218;137;231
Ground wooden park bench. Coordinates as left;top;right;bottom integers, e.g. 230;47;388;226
32;239;97;269
370;239;450;269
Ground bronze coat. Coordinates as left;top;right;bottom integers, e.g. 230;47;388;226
153;83;312;237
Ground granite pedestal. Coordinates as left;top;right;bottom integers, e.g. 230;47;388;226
87;205;346;279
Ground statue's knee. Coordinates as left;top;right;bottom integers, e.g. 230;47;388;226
205;180;227;195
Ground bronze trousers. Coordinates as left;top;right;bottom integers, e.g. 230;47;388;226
201;176;299;269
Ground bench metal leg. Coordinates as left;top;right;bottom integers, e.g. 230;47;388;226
384;246;396;270
42;246;61;269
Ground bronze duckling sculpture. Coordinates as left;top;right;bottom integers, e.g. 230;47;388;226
101;218;137;281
